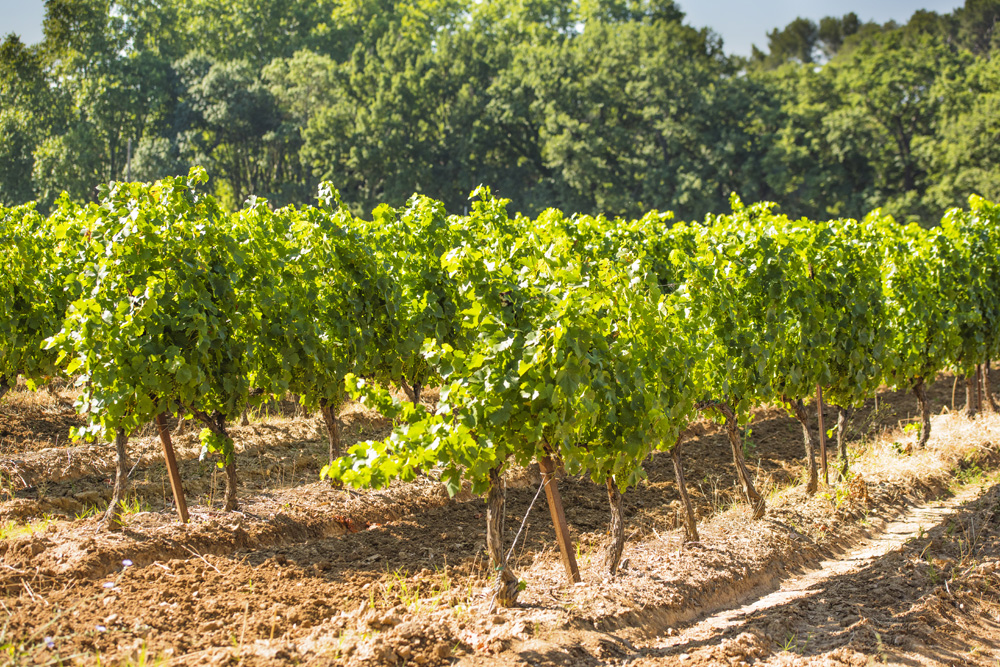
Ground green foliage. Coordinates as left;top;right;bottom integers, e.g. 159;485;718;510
322;189;1000;500
326;189;703;495
0;201;77;387
350;194;469;393
44;168;253;447
878;216;964;388
921;55;1000;209
811;216;890;407
2;161;1000;525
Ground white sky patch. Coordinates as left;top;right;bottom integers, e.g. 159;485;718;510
679;0;965;56
0;0;969;57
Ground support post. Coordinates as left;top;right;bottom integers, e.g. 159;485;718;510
977;364;983;413
816;385;828;486
155;413;189;523
537;454;581;584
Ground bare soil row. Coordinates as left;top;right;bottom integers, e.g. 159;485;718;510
0;374;993;666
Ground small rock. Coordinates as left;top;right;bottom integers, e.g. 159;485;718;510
433;642;451;660
396;621;422;639
104;614;119;625
28;538;47;556
491;615;505;625
396;646;413;660
199;620;222;633
74;491;104;504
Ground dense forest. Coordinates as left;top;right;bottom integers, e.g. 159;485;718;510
1;0;998;222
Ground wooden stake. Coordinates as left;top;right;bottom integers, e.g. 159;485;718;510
156;413;189;523
816;385;828;486
537;454;581;584
977;364;983;413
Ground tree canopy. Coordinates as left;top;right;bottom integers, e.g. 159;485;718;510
2;0;998;223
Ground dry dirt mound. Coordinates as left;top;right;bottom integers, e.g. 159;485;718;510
0;379;992;666
457;413;1000;667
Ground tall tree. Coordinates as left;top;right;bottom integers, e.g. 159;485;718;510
178;54;303;207
512;16;730;217
921;54;1000;209
829;29;963;222
0;35;66;205
32;0;174;207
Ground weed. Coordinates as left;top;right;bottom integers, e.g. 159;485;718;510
0;473;18;500
0;516;54;540
764;473;798;503
574;539;599;566
75;504;102;521
383;568;423;610
872;631;888;663
118;493;149;515
819;484;853;511
92;645;164;666
121;645;164;666
379;565;462;613
326;632;350;661
0;621;31;664
956;461;984;486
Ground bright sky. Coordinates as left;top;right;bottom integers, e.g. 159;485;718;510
1;0;45;44
0;0;967;55
680;0;965;55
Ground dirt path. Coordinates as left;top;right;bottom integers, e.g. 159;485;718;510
632;482;996;666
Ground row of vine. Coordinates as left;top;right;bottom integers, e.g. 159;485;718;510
2;169;998;604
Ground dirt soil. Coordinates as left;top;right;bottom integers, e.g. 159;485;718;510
0;373;997;666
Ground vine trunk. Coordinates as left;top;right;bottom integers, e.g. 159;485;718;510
100;428;129;530
602;477;626;575
486;465;520;607
670;442;699;543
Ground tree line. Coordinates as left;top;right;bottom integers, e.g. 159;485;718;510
1;0;998;222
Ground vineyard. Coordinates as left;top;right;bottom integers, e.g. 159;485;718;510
3;170;1000;665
